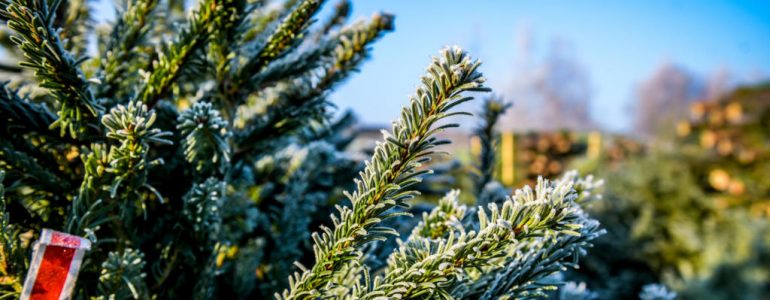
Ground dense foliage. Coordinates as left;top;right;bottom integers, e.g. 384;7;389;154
0;0;608;299
568;84;770;299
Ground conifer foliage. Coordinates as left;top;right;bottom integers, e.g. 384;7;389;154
0;0;604;298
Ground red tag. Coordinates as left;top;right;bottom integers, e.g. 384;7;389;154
21;229;91;300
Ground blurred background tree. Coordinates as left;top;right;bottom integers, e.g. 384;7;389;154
565;83;770;299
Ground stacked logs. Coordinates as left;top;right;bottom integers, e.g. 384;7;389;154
676;85;770;216
514;131;587;187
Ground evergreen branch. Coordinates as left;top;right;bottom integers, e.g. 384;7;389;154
474;95;510;199
267;142;336;293
75;142;110;204
210;0;321;117
236;0;287;47
235;0;322;84
0;138;68;194
97;0;161;99
243;39;332;94
182;177;225;243
97;248;149;300
243;0;298;42
102;100;173;145
639;284;677;300
0;171;24;299
279;46;489;300
231;10;384;108
472;219;603;300
315;110;357;149
465;172;604;299
0;63;23;73
136;0;218;107
321;12;393;86
59;0;91;57
407;190;466;240
100;100;172;197
72;101;172;262
1;0;101;138
229;11;392;115
0;81;57;135
210;0;250;53
360;175;597;299
313;0;349;39
234;13;393;159
177;101;230;174
208;0;249;117
232;76;327;160
558;282;597;300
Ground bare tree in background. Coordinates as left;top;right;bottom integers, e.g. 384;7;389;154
500;29;594;131
633;63;702;136
633;63;738;137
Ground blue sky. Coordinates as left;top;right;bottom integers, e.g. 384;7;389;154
88;0;770;132
325;0;770;132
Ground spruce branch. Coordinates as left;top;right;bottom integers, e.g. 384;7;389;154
208;0;249;117
1;0;101;138
177;101;231;174
360;174;601;299
246;4;387;91
472;219;603;300
0;171;25;299
234;13;394;159
474;95;510;198
236;0;322;83
0;81;57;135
239;0;296;44
75;142;110;205
97;248;149;300
639;284;677;300
279;46;489;300
136;0;218;107
183;177;225;243
464;172;605;299
0;62;23;73
69;101;171;245
0;138;68;194
97;0;161;99
265;142;337;293
314;0;349;39
59;0;91;57
559;282;597;300
211;0;322;117
248;11;392;96
408;190;467;240
100;100;171;197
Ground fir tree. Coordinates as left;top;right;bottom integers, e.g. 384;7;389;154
0;0;605;298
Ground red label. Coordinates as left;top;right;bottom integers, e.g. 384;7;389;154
29;246;75;300
50;232;81;248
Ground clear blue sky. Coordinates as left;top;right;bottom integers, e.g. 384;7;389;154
89;0;770;132
325;0;770;132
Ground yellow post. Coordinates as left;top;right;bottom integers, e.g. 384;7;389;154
501;132;515;186
588;131;601;159
470;136;481;158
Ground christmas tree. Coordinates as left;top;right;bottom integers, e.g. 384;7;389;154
568;84;770;299
0;0;605;299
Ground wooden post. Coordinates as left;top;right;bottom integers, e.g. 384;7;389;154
470;136;481;158
501;132;515;186
588;131;601;159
